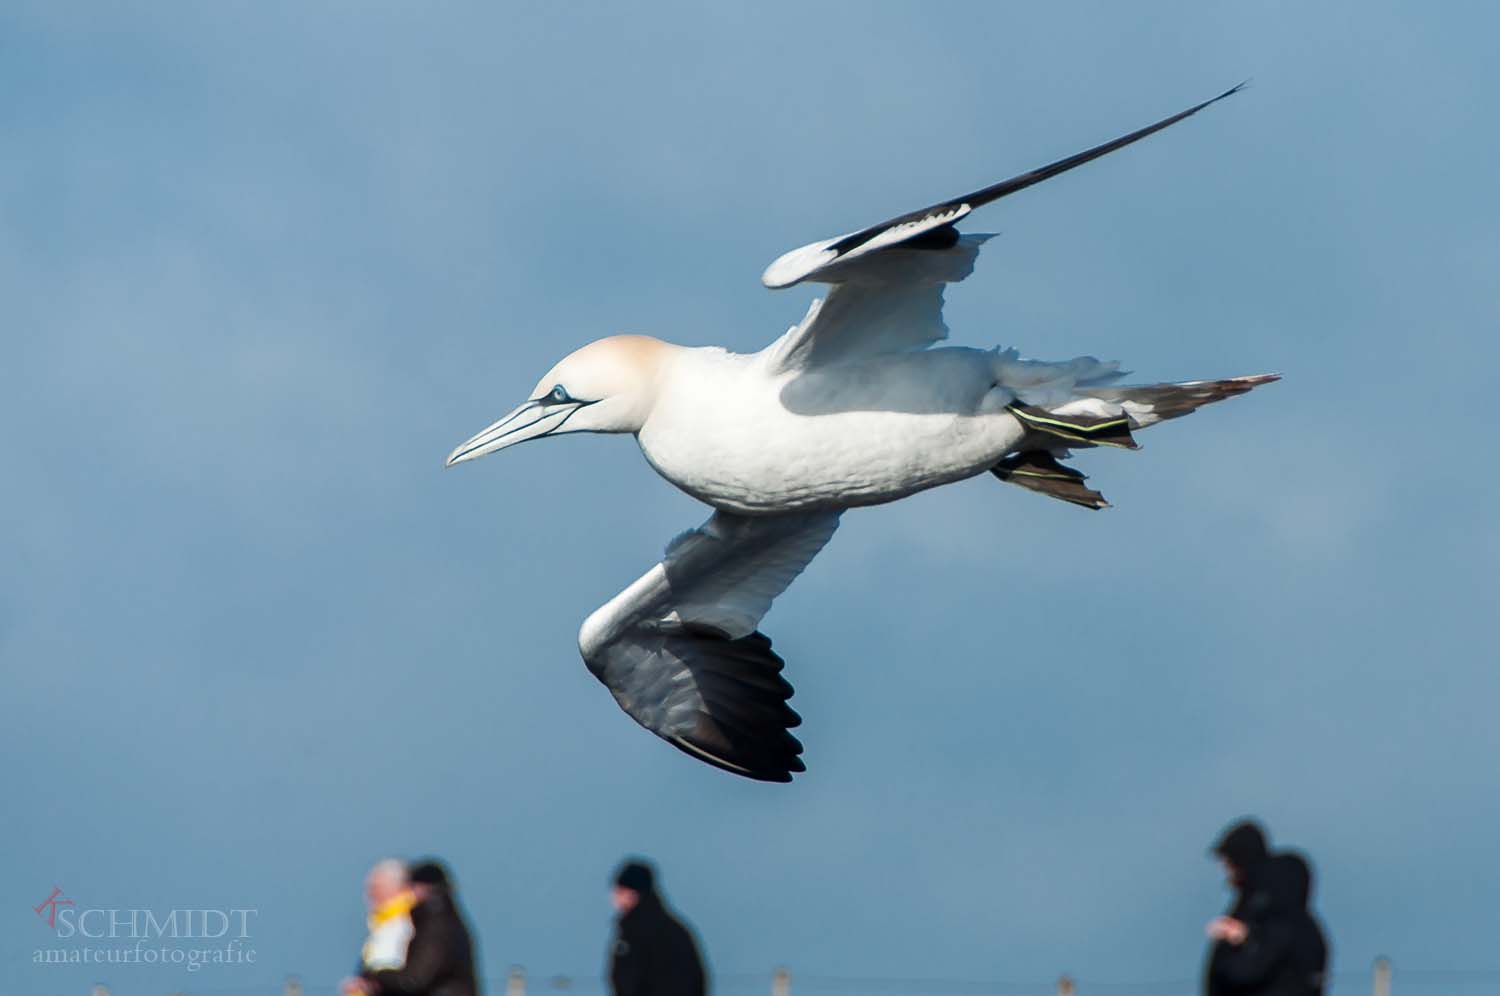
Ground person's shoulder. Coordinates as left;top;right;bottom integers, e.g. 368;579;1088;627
663;909;701;947
630;902;682;939
416;893;470;939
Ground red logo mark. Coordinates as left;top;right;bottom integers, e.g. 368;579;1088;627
34;887;74;929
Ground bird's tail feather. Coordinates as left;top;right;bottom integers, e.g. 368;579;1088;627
1088;373;1281;429
1007;373;1280;451
993;373;1280;511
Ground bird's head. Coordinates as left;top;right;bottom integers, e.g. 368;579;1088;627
444;335;670;467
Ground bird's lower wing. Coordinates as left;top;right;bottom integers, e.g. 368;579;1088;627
584;623;803;781
577;510;841;782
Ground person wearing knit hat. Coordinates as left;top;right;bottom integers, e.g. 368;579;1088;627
614;860;654;895
607;858;708;996
408;859;452;890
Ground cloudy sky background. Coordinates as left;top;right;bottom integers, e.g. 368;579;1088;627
4;2;1497;994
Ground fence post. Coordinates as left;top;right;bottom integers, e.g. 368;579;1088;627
1373;956;1391;996
284;976;304;996
772;966;791;996
1057;974;1076;996
506;965;527;996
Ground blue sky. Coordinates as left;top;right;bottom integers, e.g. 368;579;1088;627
3;3;1497;994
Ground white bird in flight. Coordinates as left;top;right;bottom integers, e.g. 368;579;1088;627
447;84;1275;782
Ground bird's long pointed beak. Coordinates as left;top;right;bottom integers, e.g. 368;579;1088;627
444;400;580;467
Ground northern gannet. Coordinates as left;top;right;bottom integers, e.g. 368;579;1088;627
446;84;1275;782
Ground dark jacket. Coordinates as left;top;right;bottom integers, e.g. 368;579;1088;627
609;891;708;996
365;888;480;996
1205;823;1273;996
1208;853;1329;996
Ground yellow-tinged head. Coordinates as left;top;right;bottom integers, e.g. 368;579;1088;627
445;335;671;467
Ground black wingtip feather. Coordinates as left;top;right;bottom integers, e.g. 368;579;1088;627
661;627;807;783
959;82;1249;213
811;83;1247;272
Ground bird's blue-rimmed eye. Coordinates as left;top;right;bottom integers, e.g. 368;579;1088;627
548;385;571;404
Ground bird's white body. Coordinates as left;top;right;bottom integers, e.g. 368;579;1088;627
638;345;1026;514
444;84;1274;781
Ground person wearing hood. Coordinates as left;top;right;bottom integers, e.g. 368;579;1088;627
607;858;708;996
1204;818;1273;996
1215;819;1273;918
1207;851;1329;996
347;858;481;996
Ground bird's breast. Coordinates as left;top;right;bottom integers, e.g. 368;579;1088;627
637;351;1026;514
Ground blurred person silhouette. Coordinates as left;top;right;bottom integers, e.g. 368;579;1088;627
1206;851;1328;996
1203;818;1271;996
608;858;708;996
1216;820;1273;915
341;859;415;990
342;857;480;996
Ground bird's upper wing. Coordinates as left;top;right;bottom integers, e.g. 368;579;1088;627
760;237;990;373
760;83;1245;374
577;510;841;782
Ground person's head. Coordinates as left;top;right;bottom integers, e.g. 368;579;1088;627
408;858;453;902
611;859;656;914
1264;851;1313;912
1211;819;1270;887
365;859;410;909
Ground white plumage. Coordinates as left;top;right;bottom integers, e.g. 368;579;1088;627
445;84;1275;781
